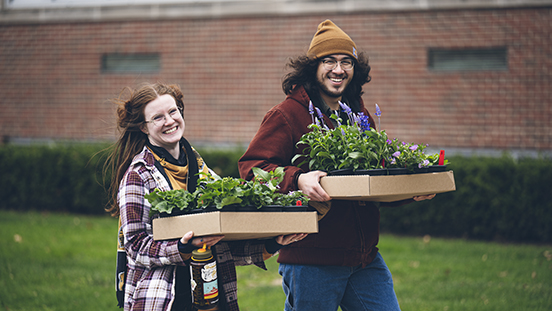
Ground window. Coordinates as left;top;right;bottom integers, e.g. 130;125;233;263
428;47;508;71
101;53;160;74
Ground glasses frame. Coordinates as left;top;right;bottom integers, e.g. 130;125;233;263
321;58;355;71
144;106;183;127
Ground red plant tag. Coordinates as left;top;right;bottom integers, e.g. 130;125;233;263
438;150;445;166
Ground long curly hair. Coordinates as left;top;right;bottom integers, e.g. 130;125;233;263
282;52;372;100
104;83;185;216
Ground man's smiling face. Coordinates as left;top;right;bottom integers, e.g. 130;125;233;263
315;54;354;103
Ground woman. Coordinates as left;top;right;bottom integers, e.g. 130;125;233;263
105;82;306;311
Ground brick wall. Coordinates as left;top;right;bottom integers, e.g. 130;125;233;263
0;7;550;151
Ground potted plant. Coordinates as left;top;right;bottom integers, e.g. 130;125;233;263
145;167;309;216
292;102;448;175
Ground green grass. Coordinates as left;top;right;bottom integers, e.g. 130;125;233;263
1;210;551;310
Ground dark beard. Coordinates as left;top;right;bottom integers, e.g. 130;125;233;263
317;80;344;99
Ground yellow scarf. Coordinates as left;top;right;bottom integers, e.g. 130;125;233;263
149;148;189;190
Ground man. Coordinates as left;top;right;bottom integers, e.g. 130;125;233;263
238;20;434;311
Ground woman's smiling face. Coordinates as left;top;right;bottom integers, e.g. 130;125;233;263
141;94;185;154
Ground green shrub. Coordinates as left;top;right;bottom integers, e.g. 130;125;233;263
194;146;245;178
1;144;551;243
380;155;552;243
0;144;246;215
0;144;112;215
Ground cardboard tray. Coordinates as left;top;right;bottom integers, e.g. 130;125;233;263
319;170;456;202
153;211;318;241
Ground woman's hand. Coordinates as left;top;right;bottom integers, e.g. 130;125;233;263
181;231;224;248
275;233;308;245
297;171;331;202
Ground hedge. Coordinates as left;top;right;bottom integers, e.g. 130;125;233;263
0;144;550;243
379;155;552;243
0;144;112;215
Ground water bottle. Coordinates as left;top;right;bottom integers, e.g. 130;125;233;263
190;244;219;310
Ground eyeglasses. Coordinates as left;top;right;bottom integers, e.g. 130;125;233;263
321;58;354;71
145;107;182;127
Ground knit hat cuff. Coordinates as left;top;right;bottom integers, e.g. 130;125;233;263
308;37;358;60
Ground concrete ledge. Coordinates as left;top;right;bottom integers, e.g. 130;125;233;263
2;0;552;24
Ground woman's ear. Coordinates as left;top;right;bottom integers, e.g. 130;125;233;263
140;124;149;135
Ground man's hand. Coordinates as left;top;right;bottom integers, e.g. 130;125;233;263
297;171;331;202
413;194;436;201
275;233;308;245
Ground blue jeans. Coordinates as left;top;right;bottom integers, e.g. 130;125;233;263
278;252;401;311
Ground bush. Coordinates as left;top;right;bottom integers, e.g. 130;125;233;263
0;143;246;215
1;144;551;243
194;146;245;178
0;144;112;215
380;155;552;243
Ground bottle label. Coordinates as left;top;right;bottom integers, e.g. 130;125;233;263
202;262;218;299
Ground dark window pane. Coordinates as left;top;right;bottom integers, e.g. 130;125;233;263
101;54;160;73
428;47;508;71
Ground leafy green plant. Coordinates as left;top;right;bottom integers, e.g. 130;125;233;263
195;174;245;209
145;167;309;216
144;188;196;215
292;102;448;172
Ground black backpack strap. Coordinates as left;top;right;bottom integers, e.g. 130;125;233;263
116;217;126;308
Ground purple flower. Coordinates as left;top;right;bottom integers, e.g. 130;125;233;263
339;101;356;125
374;103;382;131
386;139;392;145
357;112;371;132
339;102;353;115
409;145;418;151
308;101;315;124
339;101;352;115
418;159;430;168
315;107;324;122
375;103;382;117
392;151;401;158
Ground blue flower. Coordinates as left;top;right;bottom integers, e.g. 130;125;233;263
339;101;355;125
339;101;353;116
315;107;324;122
375;103;382;117
308;101;315;124
357;112;371;132
335;111;342;126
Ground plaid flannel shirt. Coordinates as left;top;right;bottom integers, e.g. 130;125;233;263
118;146;267;311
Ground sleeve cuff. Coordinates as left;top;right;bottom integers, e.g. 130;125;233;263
178;240;197;254
264;238;284;254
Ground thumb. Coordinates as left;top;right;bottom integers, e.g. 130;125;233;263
180;231;194;244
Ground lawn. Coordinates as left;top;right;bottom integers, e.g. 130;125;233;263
1;210;551;310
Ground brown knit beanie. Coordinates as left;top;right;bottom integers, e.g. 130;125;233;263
307;20;358;60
